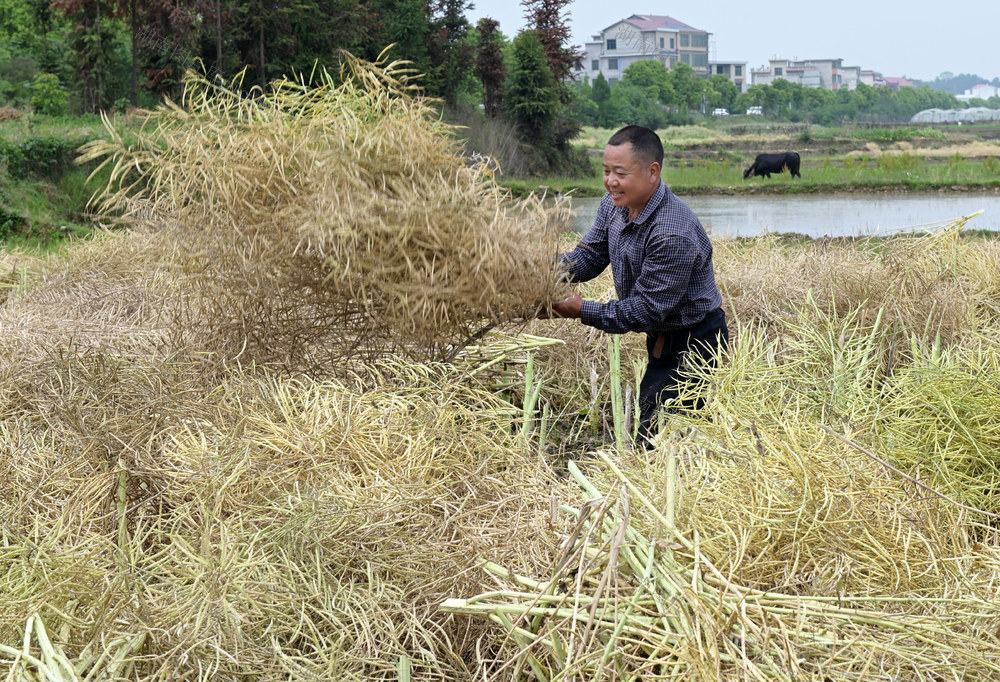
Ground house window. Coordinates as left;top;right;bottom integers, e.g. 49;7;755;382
592;60;599;71
681;54;689;64
717;65;725;75
775;67;783;76
691;34;707;48
680;34;689;47
608;58;619;70
659;37;664;48
735;65;742;76
670;37;675;49
607;38;616;50
692;54;708;67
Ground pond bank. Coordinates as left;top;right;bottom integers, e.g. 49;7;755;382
565;191;1000;238
503;179;1000;199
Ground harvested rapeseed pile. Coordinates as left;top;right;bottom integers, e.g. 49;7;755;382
3;45;1000;681
79;53;568;370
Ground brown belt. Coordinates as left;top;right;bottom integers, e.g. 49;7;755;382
652;332;666;359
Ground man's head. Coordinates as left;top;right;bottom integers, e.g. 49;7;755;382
603;125;663;218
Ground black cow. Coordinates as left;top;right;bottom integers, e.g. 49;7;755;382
743;152;801;179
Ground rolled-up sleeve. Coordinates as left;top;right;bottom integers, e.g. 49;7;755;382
579;233;696;335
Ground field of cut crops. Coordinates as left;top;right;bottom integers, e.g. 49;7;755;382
2;55;1000;681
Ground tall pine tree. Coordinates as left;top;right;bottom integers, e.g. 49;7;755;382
428;0;472;105
504;30;557;142
474;17;504;117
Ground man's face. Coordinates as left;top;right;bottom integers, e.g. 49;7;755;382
602;142;660;217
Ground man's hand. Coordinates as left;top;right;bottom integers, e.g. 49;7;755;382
547;292;583;319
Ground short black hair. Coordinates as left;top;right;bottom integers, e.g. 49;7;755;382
607;125;664;167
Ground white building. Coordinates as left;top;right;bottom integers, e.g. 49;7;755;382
956;84;1000;102
709;60;749;93
860;70;887;87
573;14;711;85
751;57;846;90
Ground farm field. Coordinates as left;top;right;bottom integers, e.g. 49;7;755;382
510;122;1000;198
4;109;1000;250
2;64;1000;680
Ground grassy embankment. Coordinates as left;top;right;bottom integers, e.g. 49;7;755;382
0;111;123;252
507;121;1000;198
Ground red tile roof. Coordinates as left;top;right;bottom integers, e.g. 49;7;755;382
620;14;703;32
882;76;914;88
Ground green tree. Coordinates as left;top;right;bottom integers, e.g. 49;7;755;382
853;82;878;109
474;17;505;117
428;0;473;105
802;86;835;111
504;30;558;140
591;71;611;103
567;80;597;125
51;0;131;112
132;0;205;100
607;81;667;129
370;0;431;75
0;0;38;52
705;74;736;111
622;59;673;105
774;79;804;110
591;71;615;126
30;72;68;114
11;0;72;99
762;79;792;116
666;61;702;111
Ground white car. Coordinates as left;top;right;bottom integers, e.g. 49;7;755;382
712;108;729;116
746;106;763;116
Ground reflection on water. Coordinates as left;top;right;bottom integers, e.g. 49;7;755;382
566;192;1000;238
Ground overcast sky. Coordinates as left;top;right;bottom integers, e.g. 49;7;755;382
467;1;999;83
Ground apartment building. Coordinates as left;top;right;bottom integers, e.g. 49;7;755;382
573;14;711;85
751;57;847;90
860;70;887;87
709;60;748;93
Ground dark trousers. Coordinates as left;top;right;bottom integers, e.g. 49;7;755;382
637;308;729;447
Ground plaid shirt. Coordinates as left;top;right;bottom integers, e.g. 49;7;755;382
560;181;722;335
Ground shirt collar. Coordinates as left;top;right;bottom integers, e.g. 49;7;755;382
621;181;666;226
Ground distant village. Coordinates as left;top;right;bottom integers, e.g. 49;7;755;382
572;13;998;101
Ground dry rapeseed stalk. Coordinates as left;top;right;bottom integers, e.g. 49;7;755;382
0;362;568;680
445;452;1000;681
714;215;1000;351
78;53;568;372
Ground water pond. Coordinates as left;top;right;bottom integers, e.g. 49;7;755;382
566;191;1000;238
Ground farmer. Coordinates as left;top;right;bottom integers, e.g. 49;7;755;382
548;125;728;447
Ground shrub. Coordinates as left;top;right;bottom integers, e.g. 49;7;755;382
842;155;865;170
0;202;27;239
876;152;920;172
0;135;90;179
30;73;68;116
